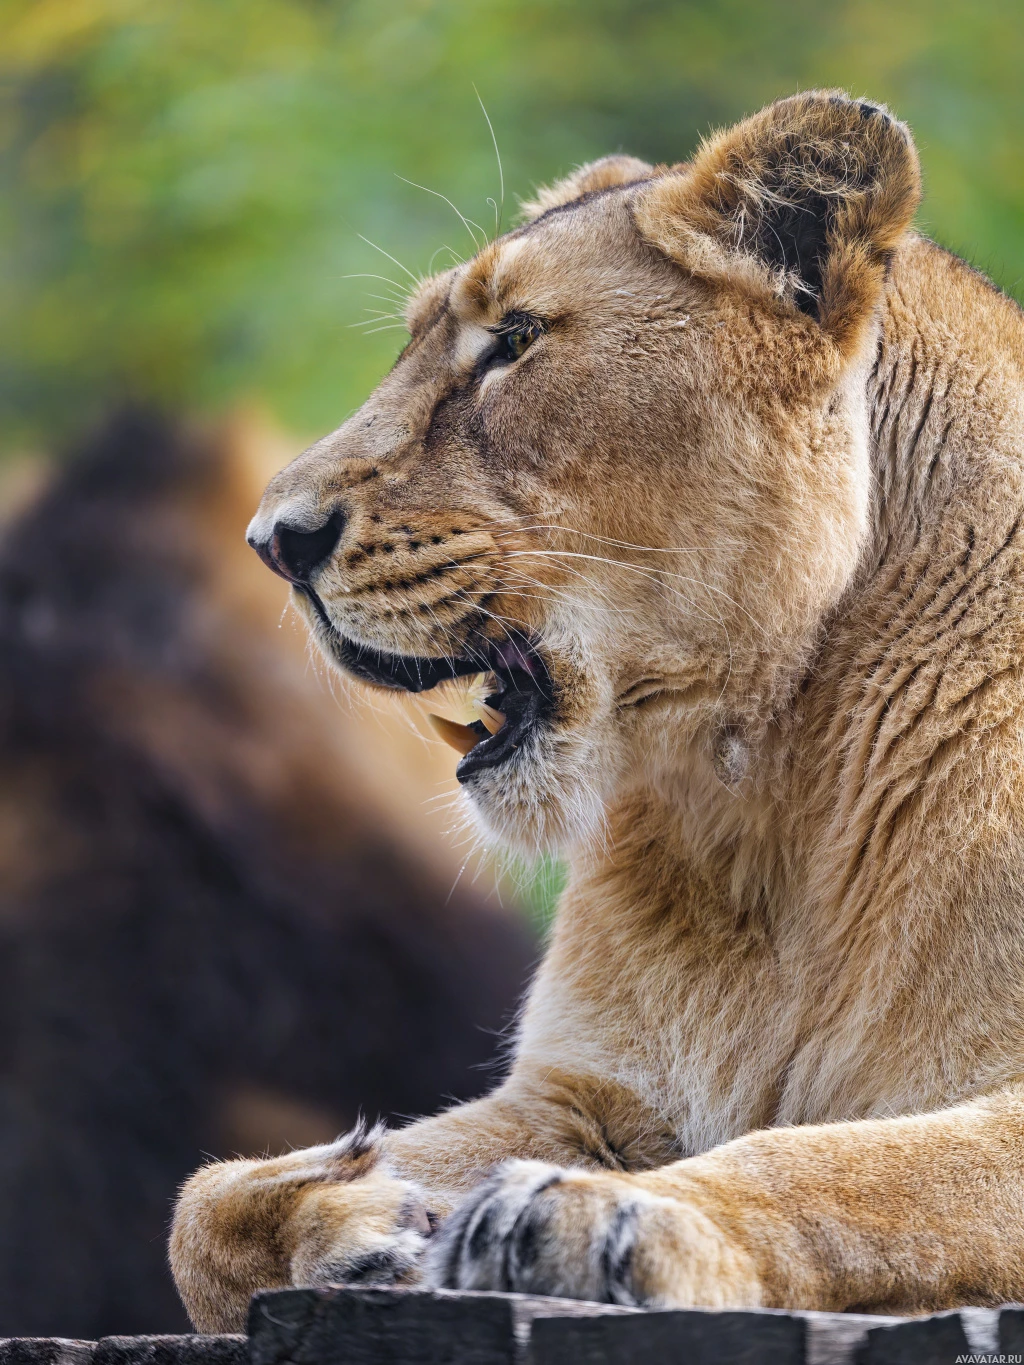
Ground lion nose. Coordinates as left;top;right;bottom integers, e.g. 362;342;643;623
248;509;346;585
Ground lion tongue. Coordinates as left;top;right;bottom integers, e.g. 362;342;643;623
428;715;481;756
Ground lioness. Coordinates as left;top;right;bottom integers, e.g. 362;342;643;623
171;91;1024;1330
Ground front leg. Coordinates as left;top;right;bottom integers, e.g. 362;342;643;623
429;1085;1024;1313
425;1158;763;1307
170;1078;624;1331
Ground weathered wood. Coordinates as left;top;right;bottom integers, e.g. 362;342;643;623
853;1312;971;1365
999;1305;1024;1357
800;1311;905;1365
529;1305;805;1365
248;1287;517;1365
94;1339;246;1365
0;1344;94;1365
7;1290;1022;1364
0;1343;246;1365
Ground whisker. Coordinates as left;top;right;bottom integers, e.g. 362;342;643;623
428;245;466;271
500;569;638;623
474;84;504;238
340;272;411;297
357;234;421;286
475;512;736;567
490;520;709;558
504;550;763;634
447;590;520;650
395;175;486;255
503;564;642;623
504;550;722;625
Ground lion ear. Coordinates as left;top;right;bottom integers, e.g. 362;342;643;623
636;91;921;352
519;155;654;221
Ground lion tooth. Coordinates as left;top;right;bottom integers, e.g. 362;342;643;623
428;714;479;756
477;702;506;735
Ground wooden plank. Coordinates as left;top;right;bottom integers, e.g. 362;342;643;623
529;1305;805;1365
0;1344;94;1365
855;1312;971;1364
248;1287;517;1365
0;1290;1002;1365
93;1340;246;1365
801;1312;906;1365
999;1306;1024;1358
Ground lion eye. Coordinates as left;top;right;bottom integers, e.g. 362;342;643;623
485;313;545;370
505;326;537;359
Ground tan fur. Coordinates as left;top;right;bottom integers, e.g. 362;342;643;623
518;153;655;219
171;92;1024;1330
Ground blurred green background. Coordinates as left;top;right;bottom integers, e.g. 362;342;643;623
3;0;1022;460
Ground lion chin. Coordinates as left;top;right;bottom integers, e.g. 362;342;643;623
294;586;623;854
461;713;618;856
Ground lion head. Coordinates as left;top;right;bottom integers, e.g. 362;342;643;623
248;92;920;854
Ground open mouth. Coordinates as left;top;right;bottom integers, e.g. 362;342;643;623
301;589;554;781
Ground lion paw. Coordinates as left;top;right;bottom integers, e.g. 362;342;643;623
424;1159;763;1309
424;1160;649;1304
171;1120;436;1331
287;1157;435;1290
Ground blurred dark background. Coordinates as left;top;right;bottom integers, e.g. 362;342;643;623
1;0;1021;1339
0;407;537;1335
